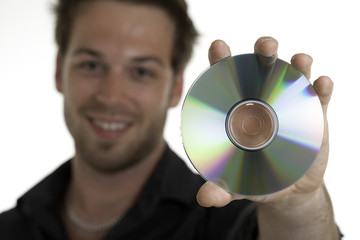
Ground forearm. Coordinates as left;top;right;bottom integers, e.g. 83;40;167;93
257;183;339;240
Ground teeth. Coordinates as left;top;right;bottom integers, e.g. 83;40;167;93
93;119;127;131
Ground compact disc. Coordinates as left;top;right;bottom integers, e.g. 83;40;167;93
181;54;324;196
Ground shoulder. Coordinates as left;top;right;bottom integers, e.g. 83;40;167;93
161;147;258;239
0;207;33;238
167;148;257;239
0;161;71;239
0;207;22;228
161;146;205;195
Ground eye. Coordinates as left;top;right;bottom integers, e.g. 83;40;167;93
131;67;155;82
135;67;153;77
79;61;101;72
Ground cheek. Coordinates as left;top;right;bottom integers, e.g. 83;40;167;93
63;77;96;114
137;82;173;115
62;80;96;138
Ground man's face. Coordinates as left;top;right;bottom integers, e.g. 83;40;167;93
56;1;182;172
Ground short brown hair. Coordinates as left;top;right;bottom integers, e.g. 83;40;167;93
53;0;198;74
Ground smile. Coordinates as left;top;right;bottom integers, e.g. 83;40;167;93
93;119;128;131
87;116;133;141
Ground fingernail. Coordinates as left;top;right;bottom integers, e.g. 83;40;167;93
258;37;274;44
255;37;278;56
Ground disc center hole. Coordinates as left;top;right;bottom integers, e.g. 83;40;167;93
226;99;278;151
242;115;263;135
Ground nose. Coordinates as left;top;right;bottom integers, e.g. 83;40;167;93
95;70;128;105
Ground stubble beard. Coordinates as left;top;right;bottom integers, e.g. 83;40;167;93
64;101;167;174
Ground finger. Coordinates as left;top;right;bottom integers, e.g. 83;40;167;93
196;181;233;207
254;36;278;57
313;76;333;112
300;78;333;191
291;53;313;80
208;40;231;66
304;77;333;184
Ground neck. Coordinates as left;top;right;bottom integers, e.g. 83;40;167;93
66;140;166;223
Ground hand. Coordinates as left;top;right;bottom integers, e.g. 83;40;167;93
197;37;334;207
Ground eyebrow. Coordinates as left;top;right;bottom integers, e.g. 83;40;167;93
73;48;103;58
72;48;165;67
132;56;165;67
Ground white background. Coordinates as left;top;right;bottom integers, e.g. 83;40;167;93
0;0;359;238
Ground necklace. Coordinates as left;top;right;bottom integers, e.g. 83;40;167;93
66;204;122;232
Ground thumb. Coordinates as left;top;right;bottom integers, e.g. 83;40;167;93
196;181;234;207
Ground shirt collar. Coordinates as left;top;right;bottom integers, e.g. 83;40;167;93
137;144;201;209
17;161;71;217
17;144;201;218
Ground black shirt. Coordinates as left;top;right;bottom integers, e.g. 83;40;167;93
0;146;258;240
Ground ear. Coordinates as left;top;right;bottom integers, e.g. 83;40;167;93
55;52;63;93
169;70;184;108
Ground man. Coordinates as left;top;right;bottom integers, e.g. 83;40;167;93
0;0;341;239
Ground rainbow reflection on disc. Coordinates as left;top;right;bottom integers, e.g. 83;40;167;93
181;54;324;196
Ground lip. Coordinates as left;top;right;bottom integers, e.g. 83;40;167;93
87;116;132;141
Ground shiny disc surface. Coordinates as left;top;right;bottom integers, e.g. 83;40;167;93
181;54;324;196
